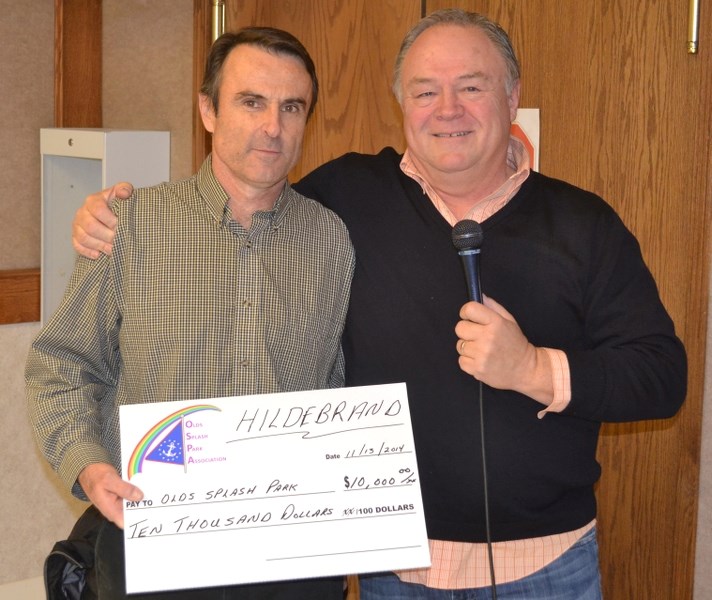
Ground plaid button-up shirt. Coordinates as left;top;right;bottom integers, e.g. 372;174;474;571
27;156;355;499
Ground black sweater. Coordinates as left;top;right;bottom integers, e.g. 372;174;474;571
295;147;687;543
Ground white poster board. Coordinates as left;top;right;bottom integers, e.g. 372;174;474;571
120;383;430;594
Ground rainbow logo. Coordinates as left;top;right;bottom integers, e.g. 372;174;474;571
126;404;221;479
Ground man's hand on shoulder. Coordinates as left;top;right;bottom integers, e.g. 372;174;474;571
72;182;133;259
78;462;143;529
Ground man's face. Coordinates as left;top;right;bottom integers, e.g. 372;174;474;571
199;45;313;196
399;24;519;182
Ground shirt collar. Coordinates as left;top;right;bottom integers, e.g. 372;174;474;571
197;155;291;227
400;136;531;225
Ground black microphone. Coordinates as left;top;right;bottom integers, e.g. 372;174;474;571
452;219;484;302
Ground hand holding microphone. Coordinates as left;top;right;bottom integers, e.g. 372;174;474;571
452;220;547;397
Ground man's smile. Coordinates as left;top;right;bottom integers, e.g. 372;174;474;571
433;131;471;137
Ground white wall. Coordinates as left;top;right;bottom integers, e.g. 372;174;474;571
0;322;86;585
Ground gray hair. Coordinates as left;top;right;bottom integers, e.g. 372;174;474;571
392;9;521;102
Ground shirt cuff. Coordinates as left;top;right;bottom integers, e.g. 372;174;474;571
537;348;571;419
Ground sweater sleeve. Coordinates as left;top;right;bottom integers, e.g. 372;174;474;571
562;207;687;422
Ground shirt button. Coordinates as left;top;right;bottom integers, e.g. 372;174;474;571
241;299;252;308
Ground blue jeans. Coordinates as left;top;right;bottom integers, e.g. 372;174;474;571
359;527;602;600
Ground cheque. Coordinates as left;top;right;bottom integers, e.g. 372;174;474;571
119;382;430;594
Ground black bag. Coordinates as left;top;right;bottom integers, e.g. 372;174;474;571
44;505;103;600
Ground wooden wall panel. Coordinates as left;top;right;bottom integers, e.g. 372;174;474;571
190;1;711;597
426;1;711;598
0;270;40;325
192;0;212;173
196;0;420;180
54;0;102;127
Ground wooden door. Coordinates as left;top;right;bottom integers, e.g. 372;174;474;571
194;0;421;179
425;2;711;598
194;1;711;597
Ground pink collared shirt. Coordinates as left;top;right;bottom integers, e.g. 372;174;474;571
396;137;592;588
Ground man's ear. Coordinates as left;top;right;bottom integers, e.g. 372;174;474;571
508;80;521;122
198;93;216;133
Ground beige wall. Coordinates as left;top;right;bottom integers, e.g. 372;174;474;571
0;0;81;586
0;0;193;588
0;0;53;269
1;0;711;596
102;0;194;182
0;322;85;585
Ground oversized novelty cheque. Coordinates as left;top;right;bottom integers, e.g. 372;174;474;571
119;383;429;594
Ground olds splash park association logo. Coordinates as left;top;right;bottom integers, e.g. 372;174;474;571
127;404;221;479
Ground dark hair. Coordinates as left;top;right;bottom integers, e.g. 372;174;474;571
393;9;520;102
200;27;319;118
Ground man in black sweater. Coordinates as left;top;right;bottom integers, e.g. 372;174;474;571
71;9;686;600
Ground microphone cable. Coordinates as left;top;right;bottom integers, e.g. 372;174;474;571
452;219;497;598
477;378;498;599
